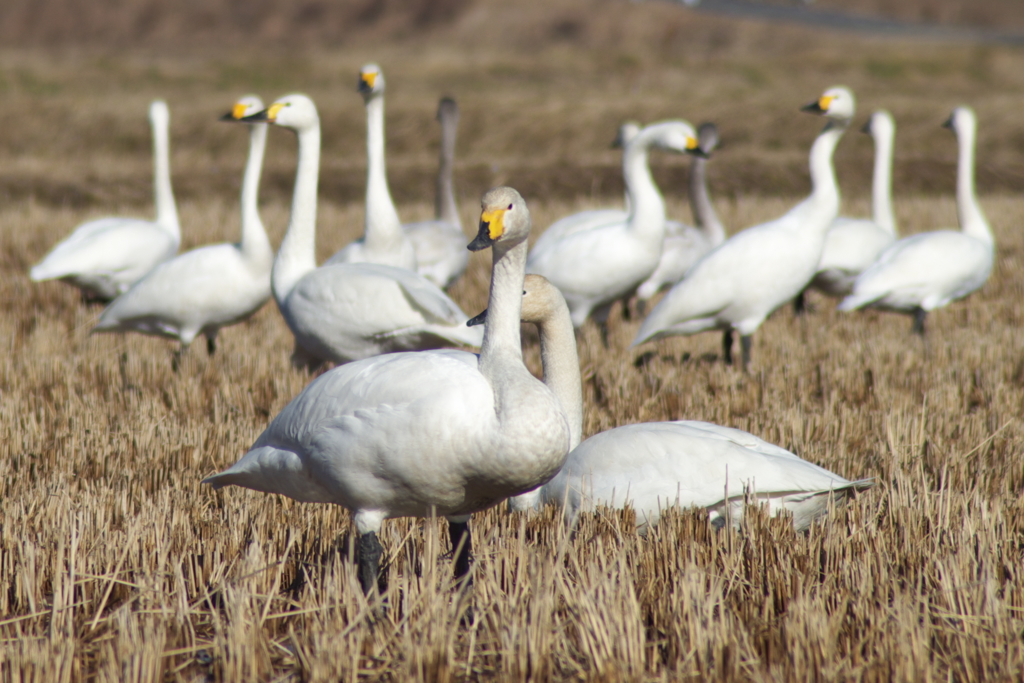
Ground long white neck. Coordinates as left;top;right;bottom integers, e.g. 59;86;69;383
272;125;320;302
152;110;180;239
870;122;897;235
478;240;527;381
536;303;584;450
954;119;992;245
436;111;461;230
689;154;725;246
364;94;406;253
239;123;272;263
803;121;847;233
623;136;666;244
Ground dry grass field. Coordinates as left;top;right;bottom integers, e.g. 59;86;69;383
2;0;1024;680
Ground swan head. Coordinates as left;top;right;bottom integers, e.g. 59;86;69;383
468;274;566;327
801;86;856;122
148;100;169;127
942;106;976;137
437;97;459;123
697;122;720;154
219;95;265;123
861;109;894;137
243;94;319;130
638;121;707;158
468;186;531;252
611;121;641;149
358;64;385;99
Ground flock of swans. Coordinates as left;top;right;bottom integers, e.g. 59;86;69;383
28;67;995;595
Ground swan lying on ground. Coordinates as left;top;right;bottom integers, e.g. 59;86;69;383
633;86;855;370
838;107;994;334
472;274;872;530
797;109;899;311
245;94;480;369
527;121;706;344
92;96;273;365
204;187;571;595
30;101;180;301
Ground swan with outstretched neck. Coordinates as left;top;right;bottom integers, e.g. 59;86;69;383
204;187;570;595
92;96;273;365
633;86;855;370
472;274;872;529
244;93;481;369
839;106;993;335
30;100;180;301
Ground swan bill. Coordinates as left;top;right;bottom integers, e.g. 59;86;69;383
359;71;376;93
467;309;487;327
468;208;506;252
942;114;954;129
242;109;269;122
801;97;829;114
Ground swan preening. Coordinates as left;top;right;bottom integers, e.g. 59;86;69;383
476;275;871;529
246;94;481;369
204;187;571;595
92;96;273;361
800;109;899;309
633;86;856;370
839;107;994;334
526;120;707;343
29;100;180;301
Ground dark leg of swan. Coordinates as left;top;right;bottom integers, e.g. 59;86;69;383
171;345;188;373
448;519;473;585
357;531;384;596
722;329;734;365
592;302;613;349
740;335;752;372
793;289;807;316
619;295;632;321
206;335;217;356
911;307;927;336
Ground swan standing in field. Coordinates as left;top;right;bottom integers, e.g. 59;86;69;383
401;97;469;288
326;64;417;272
204;187;571;595
796;109;898;311
92;96;273;364
30;100;180;301
838;107;994;334
635;122;727;311
633;87;855;370
473;275;871;529
248;94;481;369
526;121;706;344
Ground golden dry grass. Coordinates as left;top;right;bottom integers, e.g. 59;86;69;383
2;1;1024;679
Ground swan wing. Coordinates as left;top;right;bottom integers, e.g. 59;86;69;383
403;219;469;288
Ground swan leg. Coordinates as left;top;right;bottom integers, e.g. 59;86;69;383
722;329;734;365
357;531;384;596
447;519;473;584
741;335;752;371
619;294;632;321
912;307;927;336
171;344;189;373
206;334;217;356
793;289;807;316
592;302;614;349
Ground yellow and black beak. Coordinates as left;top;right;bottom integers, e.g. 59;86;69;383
468;207;507;252
685;135;710;159
942;114;955;130
801;95;833;114
860;119;872;134
243;102;284;124
219;102;249;122
358;71;377;94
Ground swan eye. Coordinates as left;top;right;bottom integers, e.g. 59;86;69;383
507;204;513;210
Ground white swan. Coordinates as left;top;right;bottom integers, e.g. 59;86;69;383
325;64;417;272
481;275;871;530
635;122;727;308
30;100;180;301
92;96;273;363
526;121;705;341
633;87;855;370
802;109;898;305
248;94;482;369
204;187;571;594
838;107;994;334
401;97;470;288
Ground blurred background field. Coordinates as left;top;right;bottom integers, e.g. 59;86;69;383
1;0;1023;680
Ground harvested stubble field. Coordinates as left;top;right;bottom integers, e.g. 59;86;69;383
2;0;1024;680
